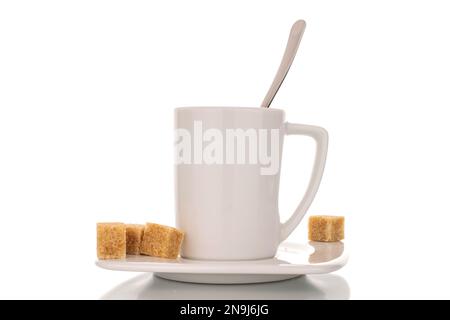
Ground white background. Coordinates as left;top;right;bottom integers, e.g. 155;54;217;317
1;0;449;299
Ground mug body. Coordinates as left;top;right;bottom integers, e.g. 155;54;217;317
175;107;285;260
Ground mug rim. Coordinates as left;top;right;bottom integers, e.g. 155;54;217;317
176;106;284;113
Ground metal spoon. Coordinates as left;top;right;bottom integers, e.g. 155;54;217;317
260;20;306;108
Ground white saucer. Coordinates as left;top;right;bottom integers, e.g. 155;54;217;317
96;241;348;284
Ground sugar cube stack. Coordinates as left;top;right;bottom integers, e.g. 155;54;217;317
126;224;144;255
308;215;344;242
140;223;184;259
97;222;126;259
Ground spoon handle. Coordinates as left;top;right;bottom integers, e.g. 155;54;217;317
261;20;306;108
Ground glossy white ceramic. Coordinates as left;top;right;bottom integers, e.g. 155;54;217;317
175;107;328;260
96;241;347;284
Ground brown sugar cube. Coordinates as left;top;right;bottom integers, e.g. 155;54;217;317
140;223;184;259
97;223;126;259
308;215;345;242
126;224;144;255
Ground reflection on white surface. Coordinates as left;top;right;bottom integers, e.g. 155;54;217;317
101;273;350;300
308;241;345;263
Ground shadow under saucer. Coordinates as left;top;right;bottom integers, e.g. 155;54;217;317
101;273;350;300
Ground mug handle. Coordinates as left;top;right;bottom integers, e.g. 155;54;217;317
280;122;328;241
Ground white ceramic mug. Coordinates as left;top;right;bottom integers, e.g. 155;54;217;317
175;107;328;260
